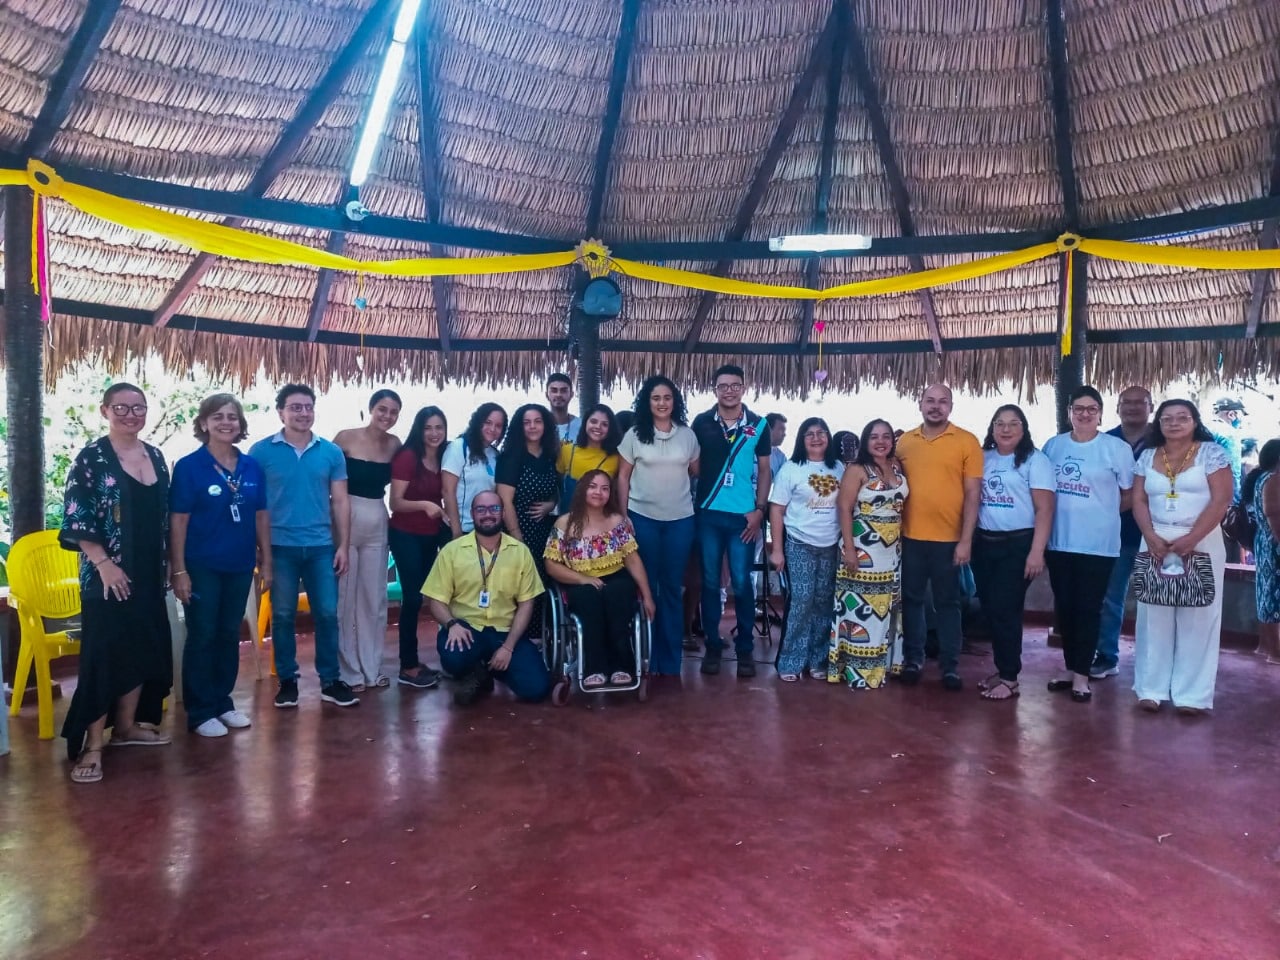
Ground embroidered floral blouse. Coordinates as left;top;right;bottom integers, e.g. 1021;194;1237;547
59;436;170;591
543;518;638;577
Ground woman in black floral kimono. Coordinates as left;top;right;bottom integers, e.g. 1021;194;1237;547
60;382;172;783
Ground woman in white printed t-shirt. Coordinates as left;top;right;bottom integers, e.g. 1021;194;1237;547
1130;399;1232;715
440;402;507;537
767;417;844;681
616;375;700;677
972;404;1055;701
1042;386;1135;703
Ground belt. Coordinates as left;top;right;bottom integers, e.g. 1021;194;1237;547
976;527;1034;541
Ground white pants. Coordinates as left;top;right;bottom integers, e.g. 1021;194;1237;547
338;496;390;686
1133;524;1224;709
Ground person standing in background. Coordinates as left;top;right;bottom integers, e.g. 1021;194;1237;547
1091;384;1152;679
333;390;402;691
546;373;581;444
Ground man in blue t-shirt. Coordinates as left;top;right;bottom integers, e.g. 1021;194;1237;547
690;364;772;677
1092;384;1151;678
248;384;354;710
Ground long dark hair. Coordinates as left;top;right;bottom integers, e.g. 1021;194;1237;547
462;402;506;465
575;403;622;455
855;419;896;467
1241;437;1280;507
633;375;688;444
564;468;621;540
403;405;448;468
499;403;558;470
789;416;837;468
982;403;1036;467
1149;399;1214;447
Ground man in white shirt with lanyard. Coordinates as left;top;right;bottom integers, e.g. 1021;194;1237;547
546;373;582;444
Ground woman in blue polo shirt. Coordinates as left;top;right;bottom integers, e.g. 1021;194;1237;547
169;393;270;738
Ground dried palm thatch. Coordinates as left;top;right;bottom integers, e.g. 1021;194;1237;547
0;0;1277;398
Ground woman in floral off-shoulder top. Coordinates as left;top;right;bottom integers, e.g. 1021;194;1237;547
544;469;656;688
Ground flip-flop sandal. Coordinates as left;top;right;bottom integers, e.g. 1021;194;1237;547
609;672;632;685
977;672;1001;691
71;748;104;783
980;679;1020;700
108;726;172;747
779;673;800;682
583;674;607;689
373;675;391;688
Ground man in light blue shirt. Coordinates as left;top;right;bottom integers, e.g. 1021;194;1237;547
249;384;355;710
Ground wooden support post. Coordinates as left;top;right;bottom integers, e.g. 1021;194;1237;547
1054;251;1089;434
3;187;46;538
571;277;602;413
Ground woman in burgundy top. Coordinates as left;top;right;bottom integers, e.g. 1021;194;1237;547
388;405;450;688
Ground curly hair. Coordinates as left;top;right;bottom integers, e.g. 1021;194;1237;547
498;403;559;471
574;403;622;455
632;375;688;444
461;402;507;464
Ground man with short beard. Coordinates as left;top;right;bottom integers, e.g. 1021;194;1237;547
424;491;549;705
546;373;581;444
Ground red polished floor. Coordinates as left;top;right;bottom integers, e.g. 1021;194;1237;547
2;627;1279;960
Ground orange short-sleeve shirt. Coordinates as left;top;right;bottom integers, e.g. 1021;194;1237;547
896;423;984;541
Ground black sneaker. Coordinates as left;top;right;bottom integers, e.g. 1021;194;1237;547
736;656;757;678
941;673;963;692
320;680;360;707
398;665;441;689
899;663;923;686
452;662;494;706
274;680;299;709
700;652;722;676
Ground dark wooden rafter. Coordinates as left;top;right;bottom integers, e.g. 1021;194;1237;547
846;0;942;354
1245;126;1280;338
682;6;842;351
305;219;350;343
414;5;455;354
797;1;847;354
151;0;399;328
586;0;642;235
1045;0;1080;230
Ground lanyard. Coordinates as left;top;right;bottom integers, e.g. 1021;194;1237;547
716;412;743;444
475;538;501;590
1160;443;1197;498
211;457;243;503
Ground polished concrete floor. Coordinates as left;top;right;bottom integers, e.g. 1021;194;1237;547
2;626;1279;960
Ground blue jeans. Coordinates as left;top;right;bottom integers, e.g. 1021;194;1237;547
628;511;696;675
698;509;756;656
1095;543;1139;669
270;544;340;683
436;626;550;701
182;566;254;728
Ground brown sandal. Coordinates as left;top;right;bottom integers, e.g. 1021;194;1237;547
70;748;104;783
980;679;1019;700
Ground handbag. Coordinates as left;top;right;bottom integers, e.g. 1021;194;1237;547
1129;550;1215;607
1221;502;1257;548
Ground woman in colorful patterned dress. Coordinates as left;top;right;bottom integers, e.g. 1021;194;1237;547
544;470;655;687
1245;439;1280;663
830;419;908;688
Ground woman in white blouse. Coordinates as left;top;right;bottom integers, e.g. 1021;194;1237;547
1130;399;1233;715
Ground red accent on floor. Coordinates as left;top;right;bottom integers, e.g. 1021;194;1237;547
2;627;1279;959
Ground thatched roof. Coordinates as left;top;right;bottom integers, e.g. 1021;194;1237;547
1;0;1279;395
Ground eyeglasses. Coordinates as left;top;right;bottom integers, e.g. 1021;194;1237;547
803;430;827;440
714;382;744;392
109;403;148;416
472;504;502;515
993;420;1023;429
284;403;314;413
1159;416;1193;425
1070;405;1100;415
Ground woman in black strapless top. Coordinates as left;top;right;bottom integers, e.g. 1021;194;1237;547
333;389;403;690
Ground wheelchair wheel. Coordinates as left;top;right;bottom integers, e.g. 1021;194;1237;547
551;679;572;707
636;676;649;702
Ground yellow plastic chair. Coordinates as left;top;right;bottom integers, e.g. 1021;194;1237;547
256;587;310;679
8;529;82;739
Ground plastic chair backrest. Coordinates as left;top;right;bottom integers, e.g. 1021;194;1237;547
8;530;82;620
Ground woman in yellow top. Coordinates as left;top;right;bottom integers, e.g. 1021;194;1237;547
556;403;621;513
545;469;656;688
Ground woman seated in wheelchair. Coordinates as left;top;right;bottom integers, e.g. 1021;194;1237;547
544;469;656;688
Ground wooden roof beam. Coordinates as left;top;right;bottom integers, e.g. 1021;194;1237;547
24;0;122;156
152;0;400;328
1046;0;1080;230
414;7;454;355
797;1;847;355
585;0;643;235
1245;129;1280;338
682;6;841;352
846;0;941;354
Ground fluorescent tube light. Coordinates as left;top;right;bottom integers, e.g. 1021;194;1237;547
392;0;424;42
768;234;873;252
349;0;423;187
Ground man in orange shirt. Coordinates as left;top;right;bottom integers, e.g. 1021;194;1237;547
895;384;983;690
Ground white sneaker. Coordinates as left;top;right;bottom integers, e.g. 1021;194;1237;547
194;718;228;738
218;709;252;729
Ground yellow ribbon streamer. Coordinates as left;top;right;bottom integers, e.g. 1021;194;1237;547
1061;249;1074;358
1076;236;1280;270
0;168;25;187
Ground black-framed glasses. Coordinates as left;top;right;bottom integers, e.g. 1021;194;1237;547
472;504;502;515
109;403;148;416
284;403;314;413
1070;405;1100;415
714;382;744;392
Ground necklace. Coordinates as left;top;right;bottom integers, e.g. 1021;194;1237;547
1159;442;1198;499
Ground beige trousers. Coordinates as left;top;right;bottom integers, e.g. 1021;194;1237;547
338;496;390;686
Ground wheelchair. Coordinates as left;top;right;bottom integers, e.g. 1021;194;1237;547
542;584;652;706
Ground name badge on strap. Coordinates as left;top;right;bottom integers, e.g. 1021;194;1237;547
478;590;491;609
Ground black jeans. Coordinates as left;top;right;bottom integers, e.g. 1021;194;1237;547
1045;550;1116;675
388;526;447;671
971;529;1034;682
182;567;254;729
902;537;962;675
565;570;638;676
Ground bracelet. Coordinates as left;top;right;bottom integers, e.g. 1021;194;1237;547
171;570;188;578
93;557;111;568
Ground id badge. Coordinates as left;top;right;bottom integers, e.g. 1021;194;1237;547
230;503;242;523
478;590;490;609
1163;496;1177;513
723;472;734;488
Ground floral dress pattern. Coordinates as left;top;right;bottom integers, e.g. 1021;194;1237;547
829;464;908;688
543;519;638;576
1253;471;1280;623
